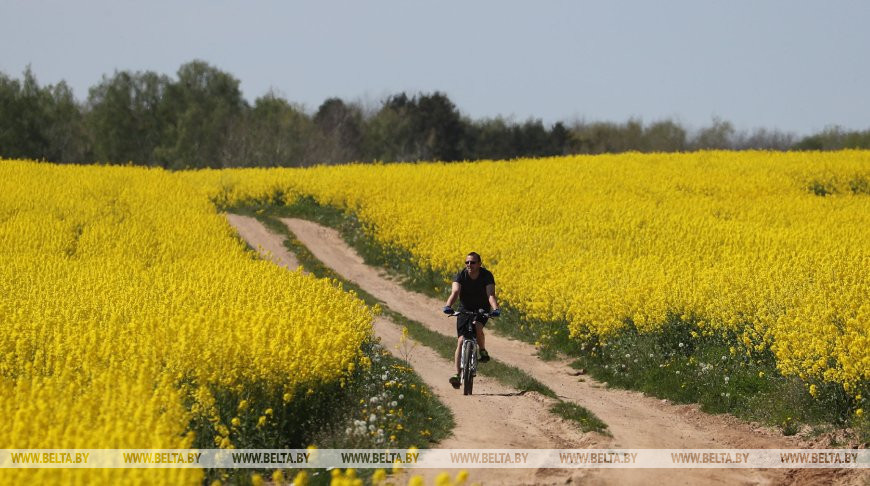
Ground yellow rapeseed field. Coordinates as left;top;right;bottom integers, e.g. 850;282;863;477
4;152;867;482
180;151;869;391
1;161;373;484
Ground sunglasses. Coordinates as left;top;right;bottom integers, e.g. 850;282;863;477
465;261;479;265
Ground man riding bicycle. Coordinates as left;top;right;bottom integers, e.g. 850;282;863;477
442;252;500;389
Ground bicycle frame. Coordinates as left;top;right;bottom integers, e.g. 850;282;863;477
450;309;489;396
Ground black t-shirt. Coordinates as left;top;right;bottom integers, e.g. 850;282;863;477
453;267;495;311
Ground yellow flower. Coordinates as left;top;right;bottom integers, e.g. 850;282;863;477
372;469;387;483
456;470;469;484
293;471;309;486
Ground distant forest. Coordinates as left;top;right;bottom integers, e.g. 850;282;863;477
2;60;869;169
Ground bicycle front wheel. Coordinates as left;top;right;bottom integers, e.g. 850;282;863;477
462;341;474;395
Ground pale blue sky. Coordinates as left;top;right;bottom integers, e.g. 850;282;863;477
2;1;868;135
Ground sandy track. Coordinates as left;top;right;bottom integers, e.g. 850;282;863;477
227;213;595;484
226;213;302;271
226;213;866;485
374;317;599;485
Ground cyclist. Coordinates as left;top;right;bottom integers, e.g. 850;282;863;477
442;252;500;389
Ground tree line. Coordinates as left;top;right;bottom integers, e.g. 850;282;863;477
2;60;868;169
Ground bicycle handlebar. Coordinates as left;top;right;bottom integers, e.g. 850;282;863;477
447;309;495;318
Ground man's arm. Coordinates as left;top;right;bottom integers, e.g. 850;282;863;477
446;282;461;307
486;283;499;310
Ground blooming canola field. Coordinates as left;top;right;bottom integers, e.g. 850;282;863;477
182;151;869;391
0;161;373;484
3;151;867;483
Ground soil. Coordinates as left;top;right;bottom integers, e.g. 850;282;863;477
226;213;302;271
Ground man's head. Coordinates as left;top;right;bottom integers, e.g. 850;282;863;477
465;252;482;269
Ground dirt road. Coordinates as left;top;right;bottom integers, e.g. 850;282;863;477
374;317;600;485
226;213;866;485
228;213;595;484
226;214;301;271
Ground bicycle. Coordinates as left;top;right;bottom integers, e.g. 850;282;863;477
448;309;493;395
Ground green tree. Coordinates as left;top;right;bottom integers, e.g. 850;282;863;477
569;121;625;154
312;97;364;164
548;122;571;156
794;126;870;150
226;92;314;167
156;60;246;169
44;80;88;163
509;119;551;156
692;117;735;149
363;103;409;162
86;70;171;165
414;92;466;161
467;117;514;160
364;92;467;162
0;67;87;162
644;120;687;152
0;68;47;159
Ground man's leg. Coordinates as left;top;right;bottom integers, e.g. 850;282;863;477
475;322;490;362
449;336;463;388
454;336;463;375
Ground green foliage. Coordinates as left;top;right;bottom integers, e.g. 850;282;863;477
311;97;364;164
563;322;865;435
363;92;467;162
156;60;246;169
2;63;868;166
86;70;171;164
0;67;88;162
231;93;315;167
693;117;735;149
795;126;870;150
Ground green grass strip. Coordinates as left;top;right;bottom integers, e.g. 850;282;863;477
549;401;610;435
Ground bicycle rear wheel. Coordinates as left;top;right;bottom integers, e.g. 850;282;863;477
462;341;474;395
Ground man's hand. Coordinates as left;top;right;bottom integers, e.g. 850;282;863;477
490;308;500;317
442;306;454;315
